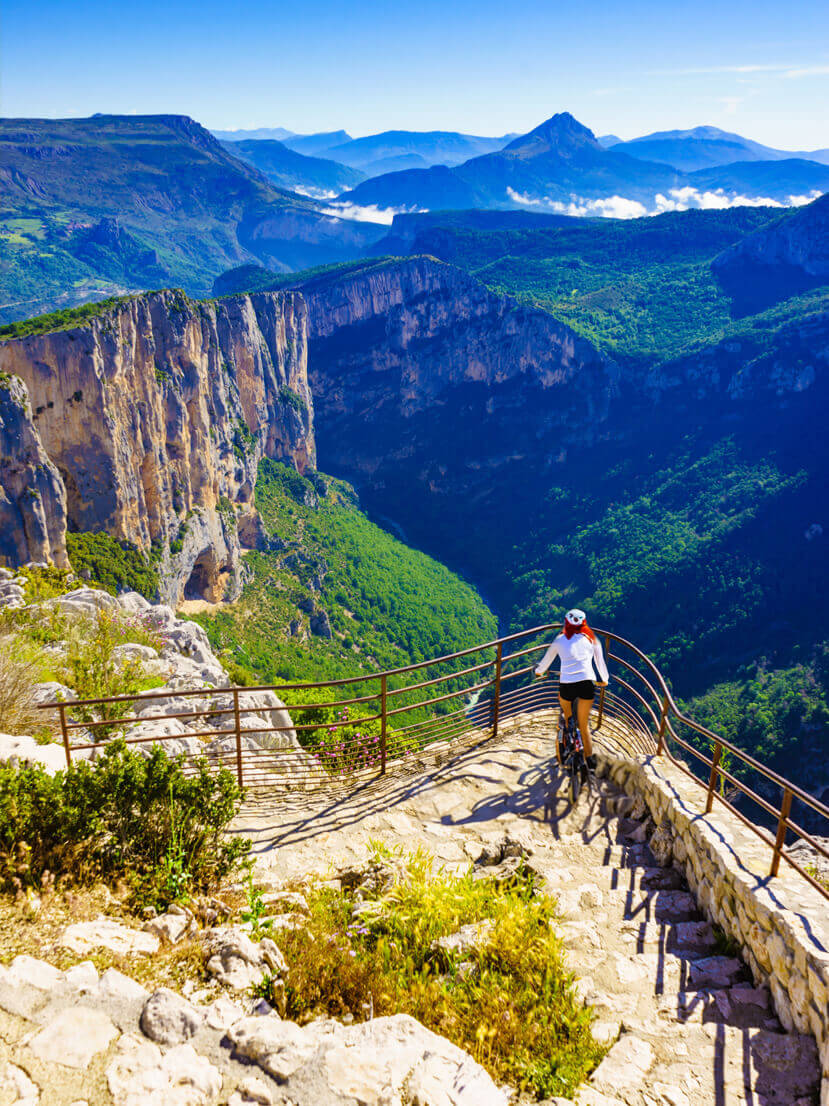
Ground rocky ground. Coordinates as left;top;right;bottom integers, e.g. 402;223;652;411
0;714;820;1105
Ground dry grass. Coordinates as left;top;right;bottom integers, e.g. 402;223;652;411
0;639;47;737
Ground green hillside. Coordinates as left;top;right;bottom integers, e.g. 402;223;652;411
191;460;497;686
0;114;384;324
396;207;782;361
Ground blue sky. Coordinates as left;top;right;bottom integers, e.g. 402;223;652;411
2;0;828;149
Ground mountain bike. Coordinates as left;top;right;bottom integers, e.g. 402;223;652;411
558;710;593;805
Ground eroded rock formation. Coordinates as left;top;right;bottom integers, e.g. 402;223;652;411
0;374;69;569
0;290;313;603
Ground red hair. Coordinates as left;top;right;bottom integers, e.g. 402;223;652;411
563;618;595;642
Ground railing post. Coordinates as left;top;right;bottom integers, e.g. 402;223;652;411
706;742;722;814
596;633;610;729
492;642;503;738
380;674;387;775
58;703;72;769
233;688;244;788
770;787;793;877
656;695;669;754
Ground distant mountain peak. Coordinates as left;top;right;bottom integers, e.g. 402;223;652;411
505;112;601;157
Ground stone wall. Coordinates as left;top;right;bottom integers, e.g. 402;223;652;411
598;749;829;1106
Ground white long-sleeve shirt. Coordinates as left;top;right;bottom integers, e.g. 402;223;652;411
535;632;609;684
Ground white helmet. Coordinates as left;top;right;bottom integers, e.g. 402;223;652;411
564;608;586;626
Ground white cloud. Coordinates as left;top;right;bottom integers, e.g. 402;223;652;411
506;187;648;219
319;201;425;226
652;187;822;212
292;185;340;201
506;185;822;220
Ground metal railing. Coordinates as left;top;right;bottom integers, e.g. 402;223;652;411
39;623;828;899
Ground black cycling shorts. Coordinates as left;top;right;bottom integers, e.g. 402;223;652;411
559;679;595;702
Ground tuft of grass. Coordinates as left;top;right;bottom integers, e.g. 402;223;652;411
0;642;46;737
257;850;604;1100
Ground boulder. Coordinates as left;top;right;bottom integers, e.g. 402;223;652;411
139;988;204;1046
60;917;160;957
106;1034;222;1106
227;1012;508;1105
49;587;120;617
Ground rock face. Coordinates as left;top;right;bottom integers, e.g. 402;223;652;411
0;289;313;603
299;256;615;565
0;373;69;568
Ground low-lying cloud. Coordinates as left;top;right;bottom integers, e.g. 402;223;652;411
506;185;822;220
321;201;425;226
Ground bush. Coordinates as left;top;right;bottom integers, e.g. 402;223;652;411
66;531;159;599
0;741;249;909
262;850;604;1099
63;607;164;736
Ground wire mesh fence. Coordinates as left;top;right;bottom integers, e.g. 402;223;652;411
38;622;828;897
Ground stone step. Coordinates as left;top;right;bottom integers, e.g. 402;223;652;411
537;863;685;895
552;885;701;924
575;951;748;1006
560;918;717;957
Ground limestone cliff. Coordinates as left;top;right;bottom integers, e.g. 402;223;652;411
294;256;616;568
0;374;69;569
0;290;313;604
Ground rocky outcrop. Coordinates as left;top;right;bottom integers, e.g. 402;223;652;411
0;290;313;603
646;305;829;401
713;192;829;314
0;373;69;568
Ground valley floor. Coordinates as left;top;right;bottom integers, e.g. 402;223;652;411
237;714;821;1106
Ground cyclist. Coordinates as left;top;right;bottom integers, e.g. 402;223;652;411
534;609;609;772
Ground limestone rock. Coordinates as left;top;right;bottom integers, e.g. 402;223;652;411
140;988;204;1046
0;733;67;776
228;1012;508;1104
26;1007;118;1069
0;1061;39;1105
106;1033;222;1106
202;926;287;991
0;373;69;569
99;968;149;1003
143;909;193;945
227;1017;320;1081
60;917;160;957
431;920;494;962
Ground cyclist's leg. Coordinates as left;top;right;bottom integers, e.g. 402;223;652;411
557;691;571;764
559;689;573;722
576;696;593;757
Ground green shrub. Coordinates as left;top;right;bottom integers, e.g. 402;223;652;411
0;741;249;909
261;850;604;1099
66;531;159;599
63;607;164;736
